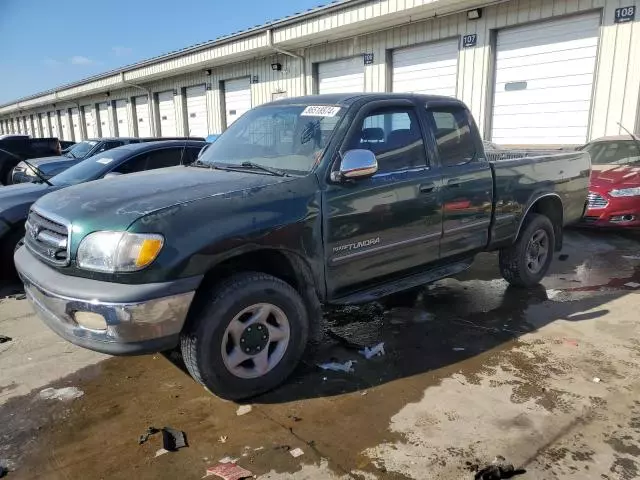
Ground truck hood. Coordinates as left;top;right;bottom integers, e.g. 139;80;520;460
34;166;297;231
590;165;640;188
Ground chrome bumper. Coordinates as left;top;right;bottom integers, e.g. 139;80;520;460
22;273;195;355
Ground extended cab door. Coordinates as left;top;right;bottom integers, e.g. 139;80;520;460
424;104;493;257
324;100;443;298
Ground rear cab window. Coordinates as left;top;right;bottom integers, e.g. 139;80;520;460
426;106;477;167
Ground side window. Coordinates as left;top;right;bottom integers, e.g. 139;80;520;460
347;107;427;173
428;107;476;167
113;154;148;174
185;146;203;164
145;148;184;169
95;141;123;154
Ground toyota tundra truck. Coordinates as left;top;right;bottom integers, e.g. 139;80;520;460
14;94;591;399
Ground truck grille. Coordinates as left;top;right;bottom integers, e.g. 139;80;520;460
587;192;608;209
24;208;70;266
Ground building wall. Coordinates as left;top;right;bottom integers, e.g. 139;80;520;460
1;0;639;142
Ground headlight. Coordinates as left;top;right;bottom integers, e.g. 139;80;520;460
609;187;640;197
76;231;164;272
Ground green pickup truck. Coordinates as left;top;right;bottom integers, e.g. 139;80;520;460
15;94;590;399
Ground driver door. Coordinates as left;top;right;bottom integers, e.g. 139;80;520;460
324;101;443;298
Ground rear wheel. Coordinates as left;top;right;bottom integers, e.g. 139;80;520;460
499;213;555;288
180;272;309;400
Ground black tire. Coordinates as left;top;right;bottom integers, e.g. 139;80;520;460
180;272;309;400
499;213;555;288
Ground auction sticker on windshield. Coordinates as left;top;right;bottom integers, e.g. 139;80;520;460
96;157;114;165
301;106;341;117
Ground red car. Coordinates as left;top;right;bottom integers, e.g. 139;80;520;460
581;136;640;228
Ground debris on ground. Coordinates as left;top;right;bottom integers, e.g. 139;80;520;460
9;293;26;301
138;426;160;445
218;436;228;443
0;465;6;478
0;335;11;344
593;377;601;383
386;307;432;324
558;254;569;261
546;289;562;300
205;462;253;480
326;329;363;350
236;405;252;416
624;282;640;288
218;456;240;464
623;255;640;260
289;447;304;458
358;342;385;359
39;387;84;401
453;347;466;351
563;339;579;347
288;415;302;422
474;456;526;479
155;448;169;458
317;360;355;373
273;445;291;452
162;426;187;451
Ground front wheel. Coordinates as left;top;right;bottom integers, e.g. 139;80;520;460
180;272;309;400
499;213;555;288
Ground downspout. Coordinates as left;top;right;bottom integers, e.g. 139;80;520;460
120;72;157;136
266;29;307;96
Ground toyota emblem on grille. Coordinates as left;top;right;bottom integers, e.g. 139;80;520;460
28;223;40;239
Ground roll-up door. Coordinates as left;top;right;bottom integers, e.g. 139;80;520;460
157;91;177;137
115;100;130;137
134;96;151;137
185;85;208;136
83;106;98;138
97;103;112;137
317;57;365;94
71;107;82;141
223;78;251;128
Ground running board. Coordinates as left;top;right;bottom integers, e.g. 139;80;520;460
330;259;473;306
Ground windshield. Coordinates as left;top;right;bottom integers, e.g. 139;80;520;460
65;140;98;158
50;150;119;186
197;105;345;174
583;140;640;167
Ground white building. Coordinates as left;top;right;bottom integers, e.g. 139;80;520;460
1;0;639;147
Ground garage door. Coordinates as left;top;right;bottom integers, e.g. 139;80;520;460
25;117;32;137
34;115;43;137
318;57;364;94
71;107;82;141
60;110;71;140
83;106;98;138
224;78;251;127
134;96;151;137
392;39;459;97
158;91;177;137
185;85;208;136
97;103;111;137
40;113;50;137
49;112;58;138
491;13;600;145
115;100;130;137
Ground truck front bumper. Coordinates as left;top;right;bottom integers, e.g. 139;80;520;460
14;246;201;355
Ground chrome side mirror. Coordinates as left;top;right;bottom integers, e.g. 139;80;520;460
334;149;378;181
104;172;122;179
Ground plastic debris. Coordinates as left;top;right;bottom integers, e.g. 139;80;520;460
624;282;640;289
0;335;11;344
138;426;160;445
236;405;252;416
358;342;385;359
317;360;355;373
593;377;601;383
546;289;562;300
623;255;640;260
205;462;253;480
162;427;187;451
453;347;466;351
219;456;239;464
218;436;228;443
39;387;84;401
289;447;305;458
155;448;169;457
475;456;526;480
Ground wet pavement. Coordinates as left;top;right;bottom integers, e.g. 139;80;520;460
1;229;640;479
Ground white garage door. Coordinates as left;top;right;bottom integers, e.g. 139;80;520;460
115;100;130;137
71;107;82;141
49;112;58;138
40;113;50;137
318;57;364;94
185;85;208;137
491;13;600;145
97;103;111;137
25;117;32;137
224;78;251;127
60;110;71;141
158;91;177;137
83;106;98;138
392;39;459;97
134;96;151;137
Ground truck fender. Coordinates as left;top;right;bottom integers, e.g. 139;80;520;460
514;193;564;250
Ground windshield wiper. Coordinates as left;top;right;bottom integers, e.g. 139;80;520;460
0;148;53;186
189;159;215;169
239;161;288;177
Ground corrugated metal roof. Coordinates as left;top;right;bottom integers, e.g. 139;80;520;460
0;0;360;109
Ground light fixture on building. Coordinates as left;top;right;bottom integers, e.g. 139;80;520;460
205;69;212;76
271;63;282;71
467;8;482;20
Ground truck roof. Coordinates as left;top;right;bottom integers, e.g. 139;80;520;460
268;92;465;107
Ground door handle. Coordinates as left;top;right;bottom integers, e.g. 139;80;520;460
419;184;435;193
446;178;461;188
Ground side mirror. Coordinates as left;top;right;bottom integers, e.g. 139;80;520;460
333;149;378;181
104;172;122;179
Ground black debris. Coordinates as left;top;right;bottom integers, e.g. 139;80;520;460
326;329;362;350
558;254;569;261
0;335;11;344
274;445;291;452
0;464;6;478
474;463;526;480
288;415;302;422
162;426;187;451
138;426;160;445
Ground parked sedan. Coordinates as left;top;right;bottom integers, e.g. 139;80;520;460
0;140;205;276
581;135;640;228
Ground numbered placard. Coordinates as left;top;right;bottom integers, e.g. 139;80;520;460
462;34;478;48
615;6;635;23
